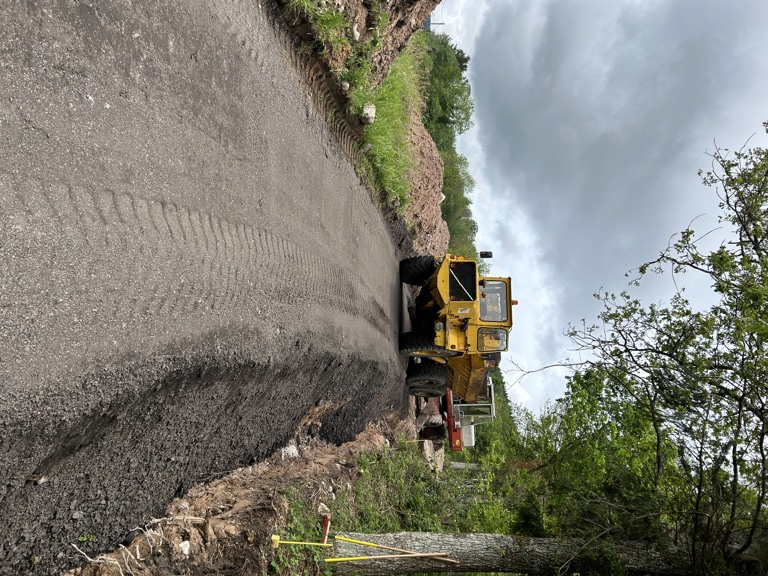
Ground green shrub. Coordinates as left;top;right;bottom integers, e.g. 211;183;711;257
334;437;451;533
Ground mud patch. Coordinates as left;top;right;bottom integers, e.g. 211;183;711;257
1;322;403;575
63;421;404;576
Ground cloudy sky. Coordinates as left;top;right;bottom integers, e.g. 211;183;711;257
437;0;768;412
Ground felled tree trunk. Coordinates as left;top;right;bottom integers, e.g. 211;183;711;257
329;532;686;575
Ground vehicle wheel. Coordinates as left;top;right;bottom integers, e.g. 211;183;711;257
400;256;436;286
399;332;455;358
406;361;447;398
408;384;444;398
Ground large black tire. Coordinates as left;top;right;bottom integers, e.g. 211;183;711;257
399;331;456;358
406;361;448;398
400;255;436;286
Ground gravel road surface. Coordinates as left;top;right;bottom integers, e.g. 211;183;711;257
0;1;408;573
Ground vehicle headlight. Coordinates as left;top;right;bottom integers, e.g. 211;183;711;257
477;328;508;352
434;321;445;332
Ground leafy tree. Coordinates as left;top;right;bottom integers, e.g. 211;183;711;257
414;31;481;259
453;45;470;73
513;490;547;537
567;123;768;574
440;148;479;257
440;148;475;224
535;370;673;542
422;32;474;146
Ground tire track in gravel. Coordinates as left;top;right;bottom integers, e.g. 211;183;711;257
3;177;390;357
0;1;406;572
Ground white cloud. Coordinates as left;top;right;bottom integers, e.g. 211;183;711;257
438;0;768;410
436;0;492;49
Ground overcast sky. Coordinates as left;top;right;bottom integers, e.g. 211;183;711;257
437;0;768;412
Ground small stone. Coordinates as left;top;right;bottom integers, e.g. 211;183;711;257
360;104;376;125
340;81;350;92
179;540;190;557
281;443;299;460
352;24;360;41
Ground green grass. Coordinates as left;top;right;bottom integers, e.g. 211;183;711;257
353;34;430;209
314;9;348;47
287;0;350;57
274;438;511;574
329;437;453;533
269;487;332;575
286;0;432;211
278;438;454;541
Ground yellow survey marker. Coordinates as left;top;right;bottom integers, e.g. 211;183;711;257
271;535;334;549
324;552;450;563
332;535;459;564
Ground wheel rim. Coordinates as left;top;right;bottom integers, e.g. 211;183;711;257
412;378;439;387
408;379;444;398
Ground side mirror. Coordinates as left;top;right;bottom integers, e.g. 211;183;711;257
479;251;493;259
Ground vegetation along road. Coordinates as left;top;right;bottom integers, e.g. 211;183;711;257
0;1;411;573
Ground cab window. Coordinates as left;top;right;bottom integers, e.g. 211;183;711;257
479;281;508;322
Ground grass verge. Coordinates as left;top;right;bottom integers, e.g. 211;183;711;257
331;436;449;533
271;437;454;574
353;37;429;209
283;0;431;210
269;487;332;575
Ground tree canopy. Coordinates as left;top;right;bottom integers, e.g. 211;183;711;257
417;31;481;261
563;125;768;574
422;32;474;151
438;123;768;576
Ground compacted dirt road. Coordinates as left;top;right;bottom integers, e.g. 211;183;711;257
0;1;409;573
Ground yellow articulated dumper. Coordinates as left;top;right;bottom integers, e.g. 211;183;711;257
399;252;517;403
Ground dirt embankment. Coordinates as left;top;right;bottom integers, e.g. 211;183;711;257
273;0;450;255
0;0;437;573
0;0;446;574
63;418;417;576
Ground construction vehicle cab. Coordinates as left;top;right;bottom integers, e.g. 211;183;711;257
400;253;514;357
399;253;516;401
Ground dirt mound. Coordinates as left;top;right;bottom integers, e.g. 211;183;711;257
64;418;412;576
404;110;450;255
279;0;440;88
347;0;441;89
1;0;417;573
0;0;448;572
